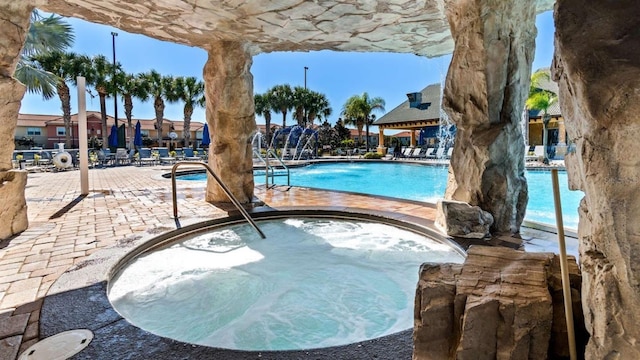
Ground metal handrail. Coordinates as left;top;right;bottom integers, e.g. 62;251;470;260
171;162;265;239
252;148;290;187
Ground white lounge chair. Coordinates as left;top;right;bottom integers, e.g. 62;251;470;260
409;147;422;158
402;147;414;157
423;148;435;159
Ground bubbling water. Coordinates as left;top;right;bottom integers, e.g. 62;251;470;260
109;217;465;351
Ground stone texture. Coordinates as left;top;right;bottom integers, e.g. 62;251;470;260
0;2;31;241
0;170;28;240
435;199;493;238
204;42;255;204
552;1;640;358
414;246;586;360
441;0;533;234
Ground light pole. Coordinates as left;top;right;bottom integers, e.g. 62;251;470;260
111;32;118;143
304;66;308;124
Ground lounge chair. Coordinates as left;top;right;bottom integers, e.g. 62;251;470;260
445;148;454;159
409;147;422;159
525;146;545;161
155;147;176;164
423;148;435;159
115;148;130;165
402;147;414;158
98;149;114;166
182;148;202;161
433;147;445;159
137;148;156;166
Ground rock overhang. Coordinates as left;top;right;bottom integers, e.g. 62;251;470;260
33;0;554;56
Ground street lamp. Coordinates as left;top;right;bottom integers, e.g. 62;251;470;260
304;66;308;89
111;32;118;133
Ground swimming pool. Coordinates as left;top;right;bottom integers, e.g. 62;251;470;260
179;162;582;229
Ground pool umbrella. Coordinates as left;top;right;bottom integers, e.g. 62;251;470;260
108;124;118;147
201;123;210;147
134;121;143;147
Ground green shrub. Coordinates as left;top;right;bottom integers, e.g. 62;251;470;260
363;152;382;159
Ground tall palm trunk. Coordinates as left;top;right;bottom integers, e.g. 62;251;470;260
57;81;72;148
265;114;272;146
124;94;134;149
183;104;193;147
98;91;108;149
281;109;287;128
154;96;165;147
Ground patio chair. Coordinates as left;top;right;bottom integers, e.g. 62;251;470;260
98;149;114;166
115;148;130;165
155;147;176;164
137;148;156;166
445;147;454;159
182;148;201;161
409;147;422;159
402;147;414;158
423;148;436;159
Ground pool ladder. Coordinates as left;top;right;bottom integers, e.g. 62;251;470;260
170;162;266;239
252;148;290;188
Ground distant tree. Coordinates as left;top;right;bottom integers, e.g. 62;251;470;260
292;86;312;126
118;72;149;149
333;118;351;142
32;51;88;148
526;69;558;164
15;10;74;100
268;84;294;128
169;76;205;148
341;92;385;152
317;120;339;150
255;92;274;145
140;70;174;146
86;55;121;149
306;91;332;126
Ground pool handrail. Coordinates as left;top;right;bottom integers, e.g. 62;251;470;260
252;148;290;188
170;161;266;239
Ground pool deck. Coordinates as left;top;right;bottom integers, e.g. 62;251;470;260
0;161;578;359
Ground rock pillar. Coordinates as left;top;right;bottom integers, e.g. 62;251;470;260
441;0;534;234
414;246;586;359
553;1;640;358
0;2;32;239
203;42;255;204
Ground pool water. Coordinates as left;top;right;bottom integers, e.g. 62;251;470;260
109;217;465;351
180;162;582;229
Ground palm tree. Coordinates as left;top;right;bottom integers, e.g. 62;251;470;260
526;69;558;164
255;92;274;145
171;76;205;148
341;92;385;152
140;70;173;146
292;86;312;126
31;51;88;148
306;91;332;126
15;10;74;100
268;84;294;128
118;72;149;149
86;55;120;149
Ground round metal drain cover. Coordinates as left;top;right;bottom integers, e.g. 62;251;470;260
19;329;93;360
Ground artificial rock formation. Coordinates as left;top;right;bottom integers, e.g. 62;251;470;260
441;0;533;234
552;1;640;358
0;1;32;238
204;42;255;203
435;200;493;239
414;246;585;360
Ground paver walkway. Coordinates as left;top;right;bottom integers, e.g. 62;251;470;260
0;164;575;359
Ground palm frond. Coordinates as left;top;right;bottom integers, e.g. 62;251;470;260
14;61;58;100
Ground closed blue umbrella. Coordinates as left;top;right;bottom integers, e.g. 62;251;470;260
108;124;118;147
134;121;143;147
201;123;210;146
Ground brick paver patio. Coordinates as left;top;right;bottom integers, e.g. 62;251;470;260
0;163;573;359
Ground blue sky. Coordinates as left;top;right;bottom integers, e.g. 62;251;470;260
20;11;555;128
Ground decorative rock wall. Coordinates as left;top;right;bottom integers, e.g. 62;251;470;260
552;1;640;358
441;0;533;234
414;246;586;359
0;2;32;238
435;200;493;239
203;42;255;203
